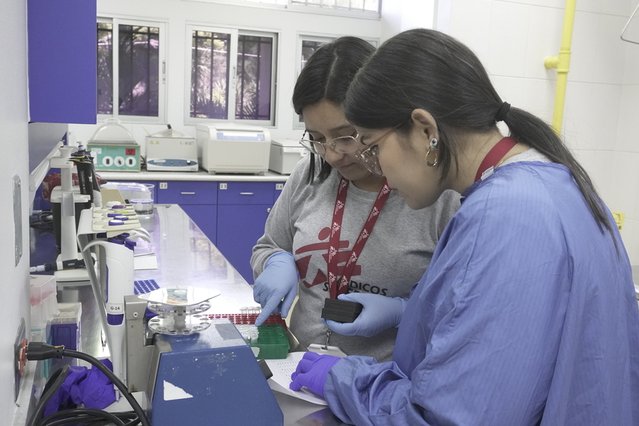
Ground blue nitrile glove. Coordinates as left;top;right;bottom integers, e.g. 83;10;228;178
289;352;341;398
325;292;407;337
253;251;299;326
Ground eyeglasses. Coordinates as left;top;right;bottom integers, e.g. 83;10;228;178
298;130;361;156
355;126;401;176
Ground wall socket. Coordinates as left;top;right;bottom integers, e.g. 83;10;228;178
14;318;27;402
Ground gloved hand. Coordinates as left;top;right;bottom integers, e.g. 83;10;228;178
253;251;299;326
289;352;341;398
325;292;406;337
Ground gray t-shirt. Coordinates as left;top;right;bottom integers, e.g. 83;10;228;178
251;158;460;361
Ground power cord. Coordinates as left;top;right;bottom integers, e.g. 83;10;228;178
26;342;150;426
29;210;54;231
29;365;70;426
38;408;134;426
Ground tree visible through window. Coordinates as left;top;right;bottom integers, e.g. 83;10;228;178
96;20;161;118
191;30;231;119
97;23;113;114
190;29;275;122
118;25;159;116
236;35;273;120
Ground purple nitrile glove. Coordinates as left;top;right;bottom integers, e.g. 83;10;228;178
72;359;116;409
44;359;116;417
289;352;341;398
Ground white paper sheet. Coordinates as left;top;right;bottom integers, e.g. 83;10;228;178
265;352;327;406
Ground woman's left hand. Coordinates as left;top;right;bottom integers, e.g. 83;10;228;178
289;352;341;398
325;293;406;337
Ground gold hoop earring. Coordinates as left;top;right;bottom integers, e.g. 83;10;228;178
425;138;439;167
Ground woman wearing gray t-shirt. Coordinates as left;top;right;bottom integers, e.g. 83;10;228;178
250;37;459;361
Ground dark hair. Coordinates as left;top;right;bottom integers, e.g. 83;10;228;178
344;28;616;238
292;36;375;183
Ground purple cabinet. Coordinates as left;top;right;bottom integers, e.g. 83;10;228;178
28;0;97;123
216;182;278;283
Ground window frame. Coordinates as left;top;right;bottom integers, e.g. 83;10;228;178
96;16;167;124
184;24;278;126
288;0;380;17
293;33;378;129
292;34;336;129
179;0;380;18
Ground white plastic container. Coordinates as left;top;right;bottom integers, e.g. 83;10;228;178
100;182;153;203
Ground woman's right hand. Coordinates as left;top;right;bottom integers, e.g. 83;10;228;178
253;251;299;326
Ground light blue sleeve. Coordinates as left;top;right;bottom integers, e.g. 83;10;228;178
325;357;431;426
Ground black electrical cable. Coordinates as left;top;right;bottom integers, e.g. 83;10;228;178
124;416;143;426
39;408;127;426
39;408;139;426
28;365;70;426
26;343;150;426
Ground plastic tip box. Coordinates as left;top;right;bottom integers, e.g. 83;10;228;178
251;324;290;360
208;313;290;359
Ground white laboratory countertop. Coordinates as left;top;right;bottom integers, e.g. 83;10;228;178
99;169;289;182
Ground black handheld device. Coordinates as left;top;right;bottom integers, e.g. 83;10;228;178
321;298;363;323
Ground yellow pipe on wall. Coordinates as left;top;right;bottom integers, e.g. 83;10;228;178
544;0;577;134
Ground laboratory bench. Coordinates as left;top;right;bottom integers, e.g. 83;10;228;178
98;170;289;284
27;204;342;425
98;170;289;183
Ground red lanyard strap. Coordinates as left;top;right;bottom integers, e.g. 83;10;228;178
474;137;517;182
327;177;391;299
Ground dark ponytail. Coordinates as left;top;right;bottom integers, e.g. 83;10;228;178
345;28;616;238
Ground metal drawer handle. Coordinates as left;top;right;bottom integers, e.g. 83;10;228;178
239;192;254;196
180;191;196;195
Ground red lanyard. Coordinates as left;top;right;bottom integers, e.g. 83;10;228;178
327;177;391;299
475;137;517;182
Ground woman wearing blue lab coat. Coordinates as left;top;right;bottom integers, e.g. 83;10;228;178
289;28;639;425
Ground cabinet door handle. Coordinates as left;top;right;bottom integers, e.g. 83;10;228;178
239;192;254;196
180;191;196;195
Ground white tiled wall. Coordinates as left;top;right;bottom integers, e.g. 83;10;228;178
437;0;639;265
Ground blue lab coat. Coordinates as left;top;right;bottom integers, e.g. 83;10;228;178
324;162;639;425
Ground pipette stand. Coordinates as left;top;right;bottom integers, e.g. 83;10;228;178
50;145;91;287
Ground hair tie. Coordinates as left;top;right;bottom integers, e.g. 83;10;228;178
495;102;511;122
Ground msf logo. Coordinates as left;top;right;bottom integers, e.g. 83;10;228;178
295;226;360;289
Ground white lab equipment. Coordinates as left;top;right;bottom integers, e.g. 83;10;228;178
196;123;271;174
145;125;198;172
87;120;140;172
82;239;135;384
269;139;307;174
